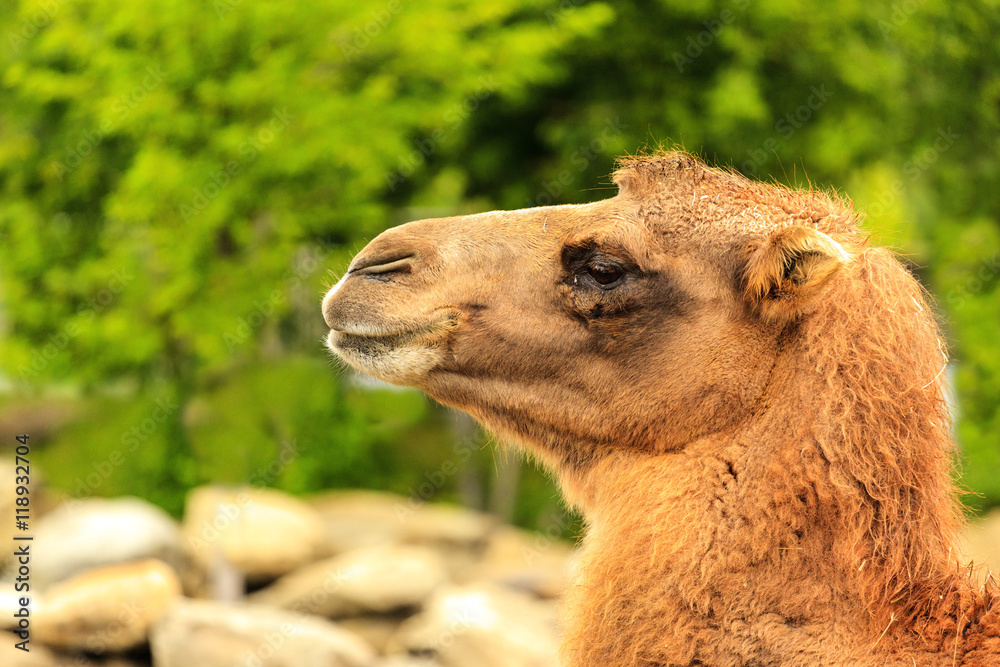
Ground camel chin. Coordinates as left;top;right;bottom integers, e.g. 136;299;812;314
324;312;458;385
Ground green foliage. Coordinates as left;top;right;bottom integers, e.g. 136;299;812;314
0;0;997;520
30;391;183;512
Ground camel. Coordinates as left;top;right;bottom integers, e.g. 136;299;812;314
321;152;999;666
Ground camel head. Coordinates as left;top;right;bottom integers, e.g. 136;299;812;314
322;153;856;476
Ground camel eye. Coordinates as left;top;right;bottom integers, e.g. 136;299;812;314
587;262;624;287
562;245;633;291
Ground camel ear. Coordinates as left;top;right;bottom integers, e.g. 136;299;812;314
742;225;851;322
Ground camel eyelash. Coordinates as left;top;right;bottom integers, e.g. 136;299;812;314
561;244;638;275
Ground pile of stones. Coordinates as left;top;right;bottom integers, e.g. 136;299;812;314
0;459;575;667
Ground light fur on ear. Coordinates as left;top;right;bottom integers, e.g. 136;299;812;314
742;225;851;322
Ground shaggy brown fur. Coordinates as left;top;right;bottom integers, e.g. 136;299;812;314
322;151;999;665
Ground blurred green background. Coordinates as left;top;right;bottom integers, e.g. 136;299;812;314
0;0;997;528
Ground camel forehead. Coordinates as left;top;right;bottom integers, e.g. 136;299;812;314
461;200;632;236
413;200;654;261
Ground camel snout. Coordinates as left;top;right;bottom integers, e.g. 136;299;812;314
323;226;445;330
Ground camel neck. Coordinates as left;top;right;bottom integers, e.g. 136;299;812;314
558;345;991;665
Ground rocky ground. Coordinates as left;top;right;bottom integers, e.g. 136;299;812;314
0;457;997;667
0;458;573;667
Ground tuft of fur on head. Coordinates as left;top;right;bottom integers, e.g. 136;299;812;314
612;150;705;198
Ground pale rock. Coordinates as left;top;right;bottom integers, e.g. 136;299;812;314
338;614;410;654
460;526;575;599
1;633;61;666
311;490;409;552
959;508;1000;576
311;492;498;556
34;559;181;653
55;656;150;667
398;504;499;581
388;583;559;667
250;545;448;617
151;599;376;667
30;497;181;589
399;504;496;549
375;657;443;667
182;486;327;582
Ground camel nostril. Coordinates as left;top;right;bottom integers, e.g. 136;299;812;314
349;252;417;276
358;256;414;276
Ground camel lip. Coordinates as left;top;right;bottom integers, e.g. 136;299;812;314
326;312;459;350
330;325;418;339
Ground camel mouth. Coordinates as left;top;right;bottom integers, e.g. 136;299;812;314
325;313;459;356
325;312;459;383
